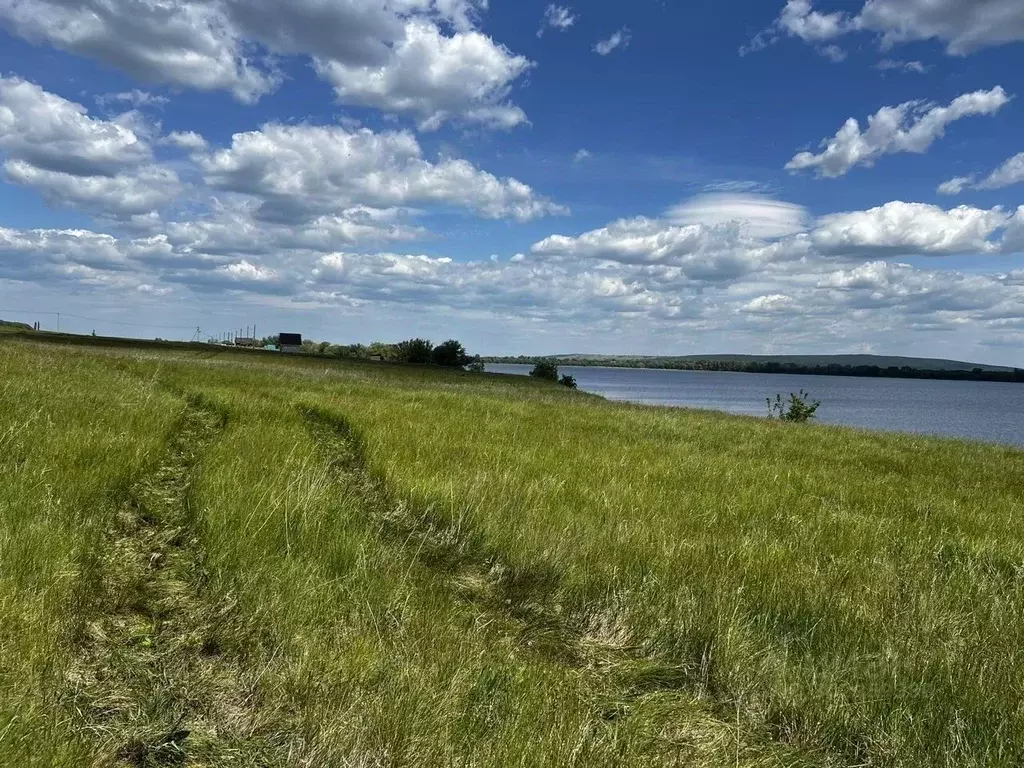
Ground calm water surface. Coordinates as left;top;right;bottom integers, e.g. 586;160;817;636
487;364;1024;446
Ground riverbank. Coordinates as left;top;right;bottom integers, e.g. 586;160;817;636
489;363;1024;446
4;335;1024;766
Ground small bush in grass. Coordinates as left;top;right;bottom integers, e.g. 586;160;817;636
529;360;559;381
767;390;821;422
560;374;578;389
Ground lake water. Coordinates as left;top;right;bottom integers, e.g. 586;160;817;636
487;364;1024;447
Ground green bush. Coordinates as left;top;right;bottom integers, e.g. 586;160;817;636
529;360;559;381
559;374;578;389
767;389;821;422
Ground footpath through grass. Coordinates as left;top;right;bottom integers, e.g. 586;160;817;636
2;336;1023;766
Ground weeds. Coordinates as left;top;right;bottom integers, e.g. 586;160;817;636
767;390;821;422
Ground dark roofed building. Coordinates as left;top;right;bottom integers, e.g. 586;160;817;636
279;333;302;354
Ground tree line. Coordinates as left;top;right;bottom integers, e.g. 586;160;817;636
485;356;1024;384
262;336;485;370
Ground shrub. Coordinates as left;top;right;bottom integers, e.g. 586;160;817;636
465;355;485;373
560;374;578;389
767;390;821;422
432;339;469;368
529;360;559;382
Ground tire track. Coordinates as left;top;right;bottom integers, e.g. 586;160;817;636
302;405;839;768
66;396;290;767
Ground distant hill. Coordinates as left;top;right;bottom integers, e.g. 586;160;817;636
546;354;1013;372
483;352;1022;383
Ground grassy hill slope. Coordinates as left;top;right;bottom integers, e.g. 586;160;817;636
2;334;1023;767
0;319;32;333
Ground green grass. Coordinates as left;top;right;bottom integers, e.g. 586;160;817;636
2;336;1023;766
0;344;180;765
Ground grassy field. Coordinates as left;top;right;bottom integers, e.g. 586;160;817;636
2;336;1023;767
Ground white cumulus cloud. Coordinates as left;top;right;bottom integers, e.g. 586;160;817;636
198;123;566;223
857;0;1024;55
0;76;152;175
749;0;1024;57
160;131;209;152
0;76;181;218
314;20;532;130
811;201;1012;256
742;294;798;313
4;196;1024;361
0;0;278;103
979;152;1024;190
938;152;1024;195
0;0;530;127
786;87;1010;177
3;160;182;218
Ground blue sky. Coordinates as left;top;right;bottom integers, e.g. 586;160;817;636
1;0;1023;363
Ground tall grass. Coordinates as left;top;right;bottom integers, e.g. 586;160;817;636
3;337;1024;766
323;372;1024;766
171;359;812;765
0;344;179;765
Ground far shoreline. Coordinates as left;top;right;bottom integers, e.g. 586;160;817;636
484;356;1024;385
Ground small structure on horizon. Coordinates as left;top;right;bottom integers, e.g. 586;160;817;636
279;333;302;354
234;337;257;347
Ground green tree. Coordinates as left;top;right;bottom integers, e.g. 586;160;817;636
432;339;469;367
465;355;485;373
529;360;559;382
396;338;433;364
337;344;367;358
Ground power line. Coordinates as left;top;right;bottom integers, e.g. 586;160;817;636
1;307;266;346
0;309;198;332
